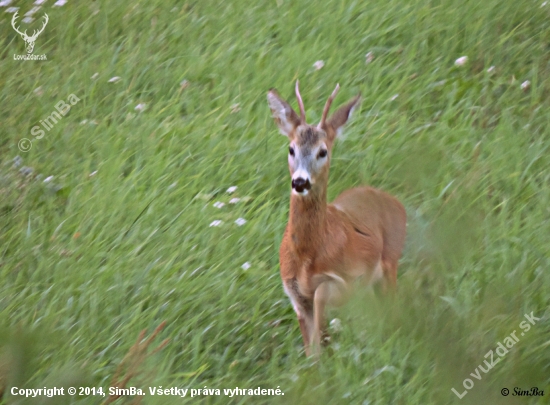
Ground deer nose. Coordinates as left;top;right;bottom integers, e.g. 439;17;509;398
292;177;311;193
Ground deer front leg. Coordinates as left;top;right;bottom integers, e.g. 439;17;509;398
311;279;347;357
283;279;315;356
297;309;313;357
311;282;331;357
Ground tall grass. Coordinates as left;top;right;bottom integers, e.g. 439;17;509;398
0;0;549;403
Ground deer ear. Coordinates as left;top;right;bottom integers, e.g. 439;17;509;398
326;95;361;139
267;89;301;137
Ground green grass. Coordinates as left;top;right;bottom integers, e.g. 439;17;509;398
1;0;549;403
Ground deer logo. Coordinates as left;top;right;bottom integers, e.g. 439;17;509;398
11;11;49;54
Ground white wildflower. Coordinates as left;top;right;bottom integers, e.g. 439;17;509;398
53;0;67;6
365;51;374;64
241;262;251;270
5;6;18;12
0;0;12;6
541;1;548;6
108;76;121;83
213;201;225;208
25;6;41;16
521;80;531;90
229;197;240;204
22;16;33;23
487;66;495;74
43;175;54;183
390;94;399;101
34;0;47;4
313;60;325;70
227;186;237;193
209;220;223;227
363;365;398;385
330;318;342;333
135;103;146;112
235;218;246;226
455;56;468;66
19;166;33;176
89;170;98;177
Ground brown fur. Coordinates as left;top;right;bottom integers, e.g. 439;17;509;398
267;84;406;357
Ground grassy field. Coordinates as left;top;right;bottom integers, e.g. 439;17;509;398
1;0;549;403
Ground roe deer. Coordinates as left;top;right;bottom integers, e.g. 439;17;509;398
267;81;406;357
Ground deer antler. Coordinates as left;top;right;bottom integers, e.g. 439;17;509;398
319;83;340;129
29;13;49;40
11;12;28;39
295;80;306;124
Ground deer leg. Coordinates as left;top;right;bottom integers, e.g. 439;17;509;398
284;280;315;356
297;311;313;357
311;282;333;357
381;259;397;294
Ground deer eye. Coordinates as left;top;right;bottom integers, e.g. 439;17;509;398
289;146;295;156
318;149;328;159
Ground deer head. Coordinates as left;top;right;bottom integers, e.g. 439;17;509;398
12;12;49;54
267;81;360;196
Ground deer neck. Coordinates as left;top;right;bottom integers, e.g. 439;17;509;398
288;185;328;258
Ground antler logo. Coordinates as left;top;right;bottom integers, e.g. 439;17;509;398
12;11;49;54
